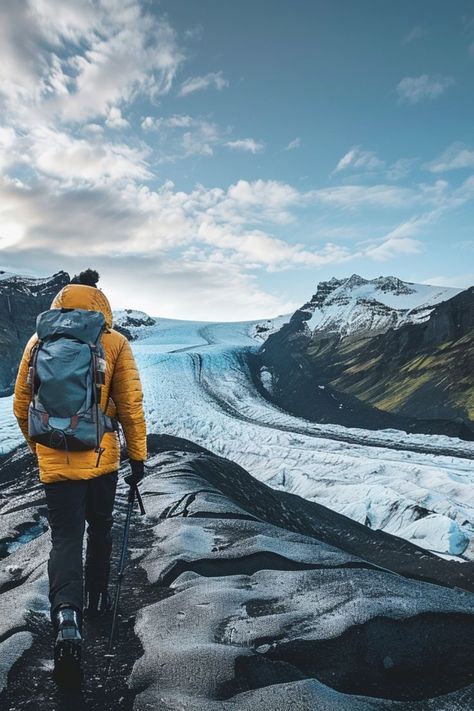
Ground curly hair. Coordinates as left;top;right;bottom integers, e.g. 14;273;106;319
70;269;100;287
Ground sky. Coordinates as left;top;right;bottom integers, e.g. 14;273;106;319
0;0;473;320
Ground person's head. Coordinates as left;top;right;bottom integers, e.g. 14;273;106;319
50;268;113;330
69;268;100;287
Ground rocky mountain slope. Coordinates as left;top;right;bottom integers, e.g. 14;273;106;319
257;277;474;437
295;274;460;339
0;270;70;396
1;436;474;709
310;286;474;421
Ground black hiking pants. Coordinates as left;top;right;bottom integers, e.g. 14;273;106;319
42;470;118;625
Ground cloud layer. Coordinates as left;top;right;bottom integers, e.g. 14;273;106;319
396;75;454;104
0;1;472;318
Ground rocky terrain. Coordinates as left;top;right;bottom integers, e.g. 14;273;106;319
257;280;474;438
319;286;474;422
0;271;70;396
0;435;474;709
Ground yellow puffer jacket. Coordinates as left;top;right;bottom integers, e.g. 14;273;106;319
13;283;147;484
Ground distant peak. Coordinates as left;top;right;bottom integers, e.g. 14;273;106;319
373;275;416;295
344;274;368;289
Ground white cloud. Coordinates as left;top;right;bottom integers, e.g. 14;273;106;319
225;138;264;154
222;179;300;225
401;25;427;45
362;217;426;261
28;127;151;186
140;114;224;159
425;142;474;172
83;123;104;135
166;115;194;128
364;200;454;261
142;112;265;162
106;107;129;129
0;175;355;276
284;138;301;151
142;114;195;131
334;146;384;173
182;131;214;157
0;0;470;322
11;170;458;278
197;221;353;270
396;75;454;104
367;176;474;266
364;235;422;261
181;121;221;157
386;158;417;181
311;184;415;209
178;71;228;97
0;1;184;124
334;147;417;181
107;257;298;320
184;24;204;41
141;116;154;130
2;161;473;316
0;126;20;172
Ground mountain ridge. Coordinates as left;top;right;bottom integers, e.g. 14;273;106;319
257;276;474;438
295;273;461;339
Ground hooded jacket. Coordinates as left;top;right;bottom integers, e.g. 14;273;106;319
13;283;147;484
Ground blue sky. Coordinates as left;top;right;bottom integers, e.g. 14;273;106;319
0;0;473;319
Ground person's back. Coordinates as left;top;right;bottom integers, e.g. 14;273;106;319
13;268;147;688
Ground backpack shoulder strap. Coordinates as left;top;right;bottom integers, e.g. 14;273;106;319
27;338;43;398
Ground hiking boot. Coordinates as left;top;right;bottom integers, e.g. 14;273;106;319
84;588;112;618
52;604;83;689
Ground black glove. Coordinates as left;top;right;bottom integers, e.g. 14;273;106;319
124;459;144;487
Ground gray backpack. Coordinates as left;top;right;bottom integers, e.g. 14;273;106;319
27;308;117;466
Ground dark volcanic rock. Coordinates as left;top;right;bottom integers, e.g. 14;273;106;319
130;446;474;709
424;286;474;345
113;323;134;340
0;271;69;395
0;444;160;710
1;439;474;708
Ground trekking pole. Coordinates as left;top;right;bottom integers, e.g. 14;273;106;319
104;482;146;679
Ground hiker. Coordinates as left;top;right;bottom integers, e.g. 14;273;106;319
12;268;147;687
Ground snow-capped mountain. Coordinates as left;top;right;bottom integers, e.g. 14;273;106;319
113;309;156;329
250;313;292;341
258;279;474;434
113;309;157;340
0;269;69;296
298;274;460;339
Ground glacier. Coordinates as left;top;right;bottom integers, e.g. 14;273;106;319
133;317;474;559
1;314;473;559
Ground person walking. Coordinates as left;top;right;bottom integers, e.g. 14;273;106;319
12;269;147;687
